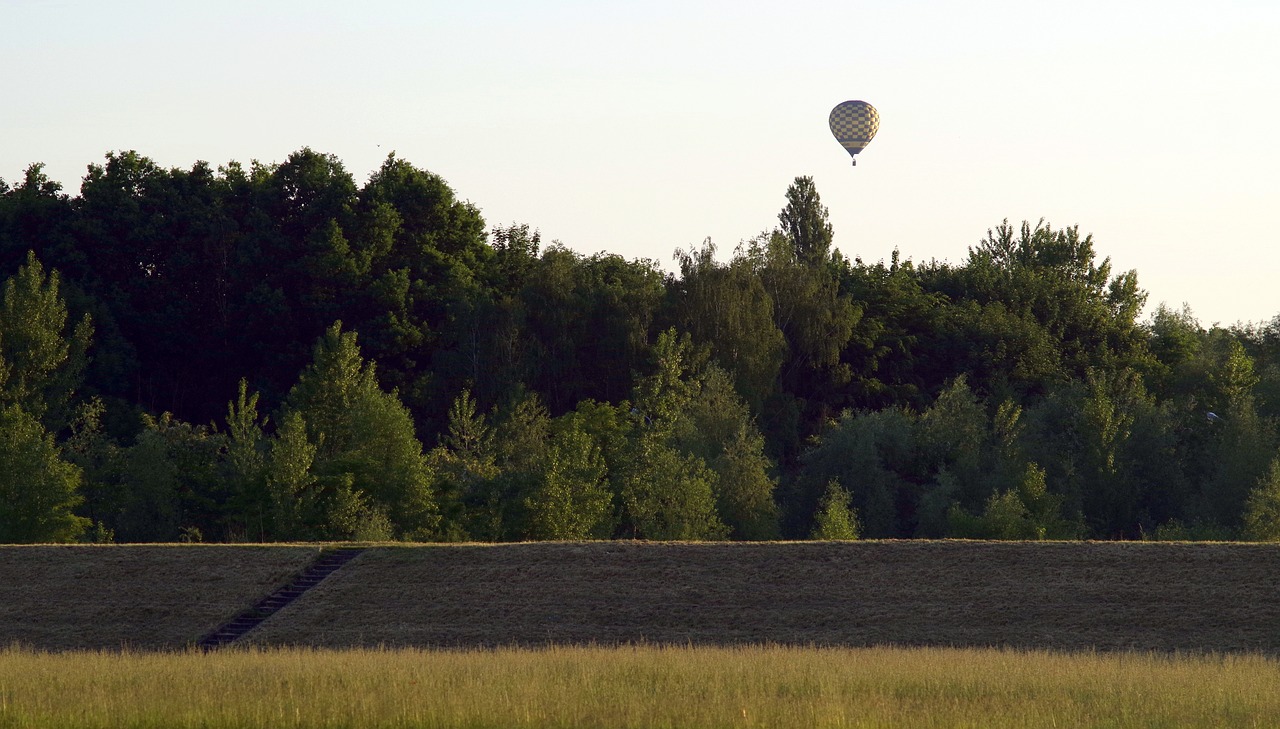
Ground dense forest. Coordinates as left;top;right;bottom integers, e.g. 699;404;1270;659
2;148;1279;544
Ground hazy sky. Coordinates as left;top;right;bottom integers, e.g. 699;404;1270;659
4;0;1278;326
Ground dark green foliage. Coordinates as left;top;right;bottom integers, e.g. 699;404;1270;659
947;463;1077;540
670;239;785;414
223;379;269;541
265;410;323;540
794;408;914;538
917;219;1150;400
429;388;500;540
5;151;1280;543
0;251;93;432
617;434;727;540
518;246;666;413
115;413;226;542
279;322;439;540
674;365;780;540
0;253;93;543
745;229;859;462
63;397;122;531
484;392;553;540
1243;459;1280;541
837;252;942;411
526;419;614;540
616;330;728;540
778;176;834;268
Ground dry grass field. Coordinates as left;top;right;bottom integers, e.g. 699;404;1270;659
0;545;319;650
249;541;1280;654
2;644;1279;728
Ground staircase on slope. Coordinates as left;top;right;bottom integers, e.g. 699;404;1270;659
197;547;365;650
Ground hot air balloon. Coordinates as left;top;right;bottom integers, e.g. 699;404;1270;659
829;100;879;166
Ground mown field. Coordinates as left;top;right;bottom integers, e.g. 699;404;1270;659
250;541;1280;654
1;644;1278;728
0;545;317;650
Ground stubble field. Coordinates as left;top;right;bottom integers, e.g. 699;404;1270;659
249;541;1280;653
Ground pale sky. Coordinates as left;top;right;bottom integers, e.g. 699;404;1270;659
4;0;1278;326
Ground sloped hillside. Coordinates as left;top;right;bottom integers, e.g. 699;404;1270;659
247;541;1280;653
0;545;319;650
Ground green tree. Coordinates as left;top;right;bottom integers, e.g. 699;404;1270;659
926;299;1062;402
810;480;860;540
430;388;500;540
837;252;944;411
794;408;914;538
519;247;666;413
63;397;122;534
0;251;93;432
670;239;785;413
264;410;322;540
616;329;728;540
0;165;79;276
72;152;250;426
1243;459;1280;541
674;366;779;540
0;253;106;543
1010;366;1176;539
224;379;269;541
470;391;553;540
1199;395;1276;529
1145;303;1202;400
617;433;727;540
778;176;834;268
744;224;859;463
0;403;87;542
918;219;1150;399
947;463;1076;540
708;428;780;540
912;377;1028;537
526;420;613;540
916;377;988;491
115;413;226;542
282;322;439;539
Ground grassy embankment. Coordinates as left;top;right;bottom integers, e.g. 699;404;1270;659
249;541;1280;654
0;545;319;650
1;644;1278;728
5;541;1280;653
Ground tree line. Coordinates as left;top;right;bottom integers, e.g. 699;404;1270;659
2;148;1279;544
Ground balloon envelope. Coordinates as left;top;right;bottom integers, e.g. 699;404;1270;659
829;100;879;162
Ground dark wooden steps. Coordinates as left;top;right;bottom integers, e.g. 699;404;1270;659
197;548;364;650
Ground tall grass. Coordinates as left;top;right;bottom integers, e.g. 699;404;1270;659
1;644;1277;728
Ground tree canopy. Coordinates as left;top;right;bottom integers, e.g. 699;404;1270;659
2;149;1279;543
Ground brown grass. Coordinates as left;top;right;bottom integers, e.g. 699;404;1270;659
247;540;1280;653
0;545;319;650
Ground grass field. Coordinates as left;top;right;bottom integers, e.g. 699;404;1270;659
1;644;1278;728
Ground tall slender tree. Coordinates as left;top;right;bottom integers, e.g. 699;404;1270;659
778;176;834;267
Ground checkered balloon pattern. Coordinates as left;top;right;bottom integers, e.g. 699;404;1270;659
829;100;879;157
